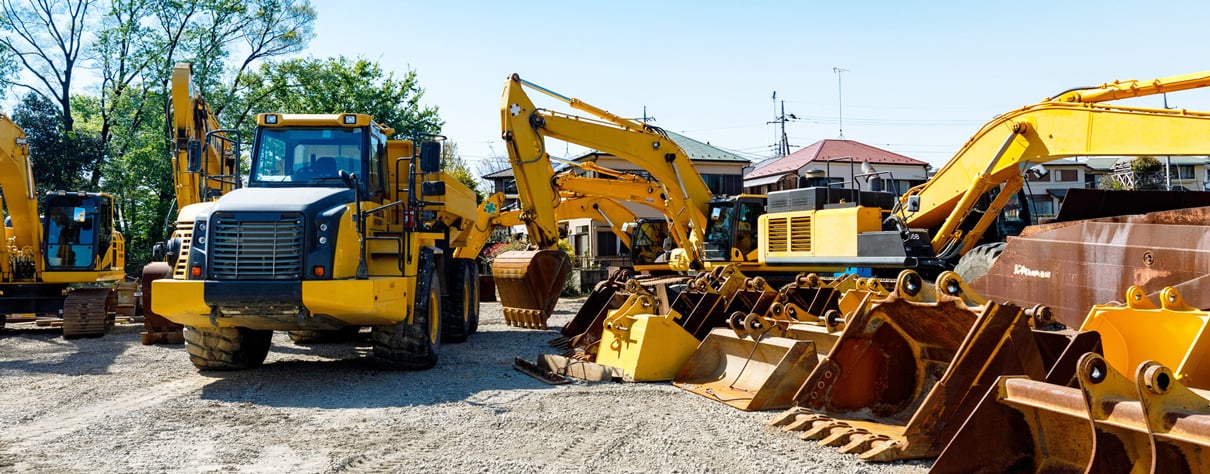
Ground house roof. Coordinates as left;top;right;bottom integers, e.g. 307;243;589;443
746;139;927;179
664;130;750;163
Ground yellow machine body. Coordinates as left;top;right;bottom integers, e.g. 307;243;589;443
759;206;882;264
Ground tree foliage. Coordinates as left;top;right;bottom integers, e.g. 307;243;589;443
11;92;103;194
230;56;442;139
441;141;484;203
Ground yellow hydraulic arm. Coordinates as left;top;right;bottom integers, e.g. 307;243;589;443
170;63;238;209
502;74;713;269
901;69;1210;259
452;192;640;260
0;113;40;279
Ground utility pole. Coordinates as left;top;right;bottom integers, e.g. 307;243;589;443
833;67;849;139
767;98;798;157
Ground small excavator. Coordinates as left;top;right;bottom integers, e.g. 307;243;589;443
0;113;127;338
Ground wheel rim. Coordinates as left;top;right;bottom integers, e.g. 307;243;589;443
429;283;441;345
462;273;472;326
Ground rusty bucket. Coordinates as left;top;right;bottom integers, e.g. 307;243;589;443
492;249;571;330
673;329;819;411
769;270;1053;461
933;353;1210;473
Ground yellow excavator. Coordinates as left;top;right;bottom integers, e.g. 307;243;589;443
494;73;723;329
141;63;241;344
0;113;127;337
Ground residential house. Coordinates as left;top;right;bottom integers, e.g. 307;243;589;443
743;139;930;195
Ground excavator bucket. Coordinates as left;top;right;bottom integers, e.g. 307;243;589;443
551;272;689;361
670;272;858;411
593;265;762;381
673;330;818;411
969;204;1210;328
492;249;571;329
140;262;184;345
555;268;631;342
1080;286;1210;389
769;270;1059;461
933;353;1210;473
594;292;701;382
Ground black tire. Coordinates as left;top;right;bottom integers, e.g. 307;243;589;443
287;326;361;344
442;259;479;343
371;270;442;370
183;325;273;370
954;242;1007;283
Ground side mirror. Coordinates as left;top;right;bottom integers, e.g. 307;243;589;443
339;170;358;190
419;141;442;174
906;195;921;213
187;140;203;172
151;242;166;261
421;180;446;197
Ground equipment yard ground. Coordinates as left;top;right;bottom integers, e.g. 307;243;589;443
0;298;926;473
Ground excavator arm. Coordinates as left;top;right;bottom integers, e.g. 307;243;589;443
170;63;238;209
902;69;1210;258
502;74;713;269
0;113;40;279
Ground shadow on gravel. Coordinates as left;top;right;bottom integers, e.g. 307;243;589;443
0;323;143;376
197;327;567;409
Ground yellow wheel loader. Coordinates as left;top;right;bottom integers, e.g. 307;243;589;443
151;107;481;370
0;113;127;339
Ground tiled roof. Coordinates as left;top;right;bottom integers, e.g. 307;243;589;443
746;139;927;179
664;130;750;163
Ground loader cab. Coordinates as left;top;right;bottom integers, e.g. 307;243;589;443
703;196;765;262
248;113;388;202
43;192;113;270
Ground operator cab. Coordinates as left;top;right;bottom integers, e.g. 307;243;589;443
43;192;114;270
703;195;764;262
248;113;387;202
626;218;671;266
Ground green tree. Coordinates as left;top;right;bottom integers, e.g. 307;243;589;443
0;0;94;132
442;141;484;203
12;92;104;195
230;56;442;139
1132;156;1163;190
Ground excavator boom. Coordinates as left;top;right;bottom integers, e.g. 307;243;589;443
904;69;1210;257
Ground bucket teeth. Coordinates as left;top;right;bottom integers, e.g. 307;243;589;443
503;308;548;329
802;420;850;442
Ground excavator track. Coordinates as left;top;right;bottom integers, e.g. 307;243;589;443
61;288;116;339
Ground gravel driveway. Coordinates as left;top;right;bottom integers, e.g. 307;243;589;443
0;298;928;473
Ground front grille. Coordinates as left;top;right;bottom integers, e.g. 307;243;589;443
210;214;304;280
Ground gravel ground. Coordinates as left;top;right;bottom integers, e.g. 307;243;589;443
0;298;929;473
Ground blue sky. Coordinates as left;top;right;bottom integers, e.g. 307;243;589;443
37;0;1210;173
302;0;1210;171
